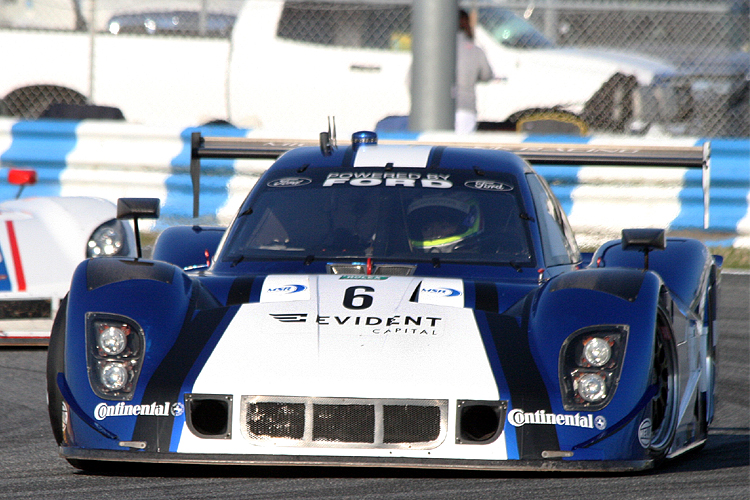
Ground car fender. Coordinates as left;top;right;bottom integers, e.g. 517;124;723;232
524;268;665;458
61;257;231;448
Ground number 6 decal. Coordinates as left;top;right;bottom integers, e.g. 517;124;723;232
343;286;374;310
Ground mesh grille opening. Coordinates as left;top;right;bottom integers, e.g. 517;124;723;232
383;404;441;443
245;401;305;440
313;404;374;443
241;396;447;449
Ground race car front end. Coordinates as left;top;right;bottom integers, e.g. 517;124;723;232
56;264;666;472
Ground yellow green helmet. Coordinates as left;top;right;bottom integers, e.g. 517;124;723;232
407;195;483;252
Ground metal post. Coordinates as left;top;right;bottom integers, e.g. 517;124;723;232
409;0;458;132
87;0;96;102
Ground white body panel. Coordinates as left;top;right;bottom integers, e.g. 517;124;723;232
177;274;510;460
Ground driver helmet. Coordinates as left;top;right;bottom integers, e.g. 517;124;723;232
407;195;483;252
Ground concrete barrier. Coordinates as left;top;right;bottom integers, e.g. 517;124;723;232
1;117;748;248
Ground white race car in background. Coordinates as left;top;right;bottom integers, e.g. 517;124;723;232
0;169;136;345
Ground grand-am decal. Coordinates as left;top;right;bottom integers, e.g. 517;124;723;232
267;177;312;188
261;276;311;302
465;180;514;192
266;284;307;294
323;172;452;188
270;313;444;336
94;402;184;421
420;286;462;298
508;409;607;430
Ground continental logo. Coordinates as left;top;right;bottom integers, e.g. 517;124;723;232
508;409;606;430
94;402;184;421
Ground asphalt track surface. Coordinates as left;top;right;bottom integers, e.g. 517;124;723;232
1;273;747;500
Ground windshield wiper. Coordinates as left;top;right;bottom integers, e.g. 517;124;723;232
304;255;315;266
230;255;245;267
508;261;523;273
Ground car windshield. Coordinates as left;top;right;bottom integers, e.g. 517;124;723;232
220;167;535;267
477;8;553;49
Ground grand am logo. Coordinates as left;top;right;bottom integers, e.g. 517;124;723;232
94;402;184;421
265;284;307;294
420;286;462;298
508;409;606;430
267;177;312;188
464;180;513;192
270;313;444;336
323;172;452;188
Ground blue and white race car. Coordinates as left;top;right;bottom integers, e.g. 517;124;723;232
0;169;136;345
48;131;719;472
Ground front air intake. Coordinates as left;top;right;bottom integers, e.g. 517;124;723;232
241;396;447;449
185;394;232;439
456;400;507;444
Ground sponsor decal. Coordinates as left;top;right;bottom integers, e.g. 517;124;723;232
270;313;308;323
339;275;388;280
507;409;606;430
465;180;514;192
94;401;184;421
270;313;443;336
265;284;307;294
638;418;652;448
323;172;452;189
420;286;462;298
267;177;312;188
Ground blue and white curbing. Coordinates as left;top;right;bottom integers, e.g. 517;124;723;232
0;118;748;248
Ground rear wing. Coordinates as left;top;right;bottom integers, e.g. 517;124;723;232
189;132;711;228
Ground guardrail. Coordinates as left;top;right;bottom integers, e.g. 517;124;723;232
0;118;748;248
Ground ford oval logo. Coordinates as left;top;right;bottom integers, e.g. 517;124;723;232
421;287;461;298
464;180;513;191
267;285;307;294
267;177;312;188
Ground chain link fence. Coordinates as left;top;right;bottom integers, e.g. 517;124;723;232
0;0;747;137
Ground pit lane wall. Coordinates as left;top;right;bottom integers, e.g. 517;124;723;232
0;118;748;248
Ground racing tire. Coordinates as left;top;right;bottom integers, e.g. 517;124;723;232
581;73;637;132
3;85;87;120
647;317;678;462
701;267;719;433
46;295;67;446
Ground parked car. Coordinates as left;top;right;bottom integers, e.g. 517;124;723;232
0;169;136;345
47;131;719;471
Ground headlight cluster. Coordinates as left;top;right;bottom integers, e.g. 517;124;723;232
87;314;144;400
87;219;130;258
559;325;628;411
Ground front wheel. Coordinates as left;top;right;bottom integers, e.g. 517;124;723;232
46;296;67;446
647;319;678;461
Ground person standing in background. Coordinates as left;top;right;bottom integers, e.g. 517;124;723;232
454;9;494;134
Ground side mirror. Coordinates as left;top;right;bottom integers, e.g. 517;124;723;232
8;168;37;199
621;228;666;270
117;198;160;258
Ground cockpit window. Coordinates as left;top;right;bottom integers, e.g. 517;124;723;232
220;168;535;266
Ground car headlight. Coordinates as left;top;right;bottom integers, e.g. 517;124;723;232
87;219;130;258
87;314;144;400
559;325;628;410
